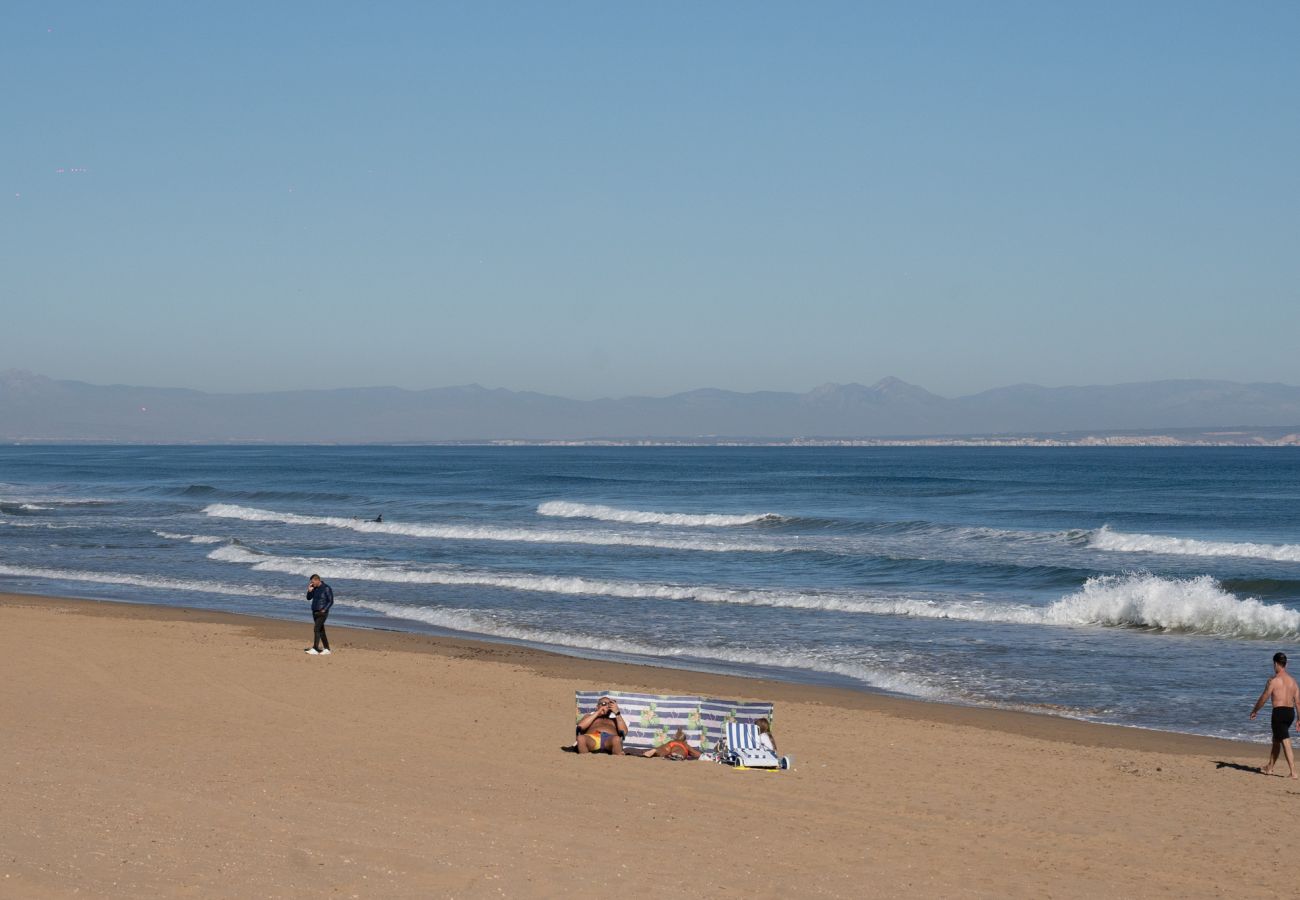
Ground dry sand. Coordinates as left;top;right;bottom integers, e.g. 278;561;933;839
0;592;1293;898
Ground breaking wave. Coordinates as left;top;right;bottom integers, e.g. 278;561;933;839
1;502;49;516
1089;525;1300;563
207;546;1300;639
207;544;956;614
0;496;115;508
1037;573;1300;638
155;530;225;544
537;501;780;527
202;503;777;553
0;519;87;530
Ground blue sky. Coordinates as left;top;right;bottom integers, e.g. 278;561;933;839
3;2;1297;398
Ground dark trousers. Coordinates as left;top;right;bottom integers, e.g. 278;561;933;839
313;611;330;650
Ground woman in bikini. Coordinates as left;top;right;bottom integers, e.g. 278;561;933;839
641;728;701;760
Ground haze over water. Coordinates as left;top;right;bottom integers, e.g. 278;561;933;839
2;445;1299;740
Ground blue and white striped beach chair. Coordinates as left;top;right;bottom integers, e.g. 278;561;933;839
723;721;787;769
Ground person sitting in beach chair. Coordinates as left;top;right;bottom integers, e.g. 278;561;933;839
722;720;788;769
641;728;701;760
576;696;628;755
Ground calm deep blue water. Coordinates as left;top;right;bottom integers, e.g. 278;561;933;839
3;445;1299;740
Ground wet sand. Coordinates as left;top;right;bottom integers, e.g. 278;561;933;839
0;592;1290;898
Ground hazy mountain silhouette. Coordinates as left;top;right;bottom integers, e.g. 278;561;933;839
3;369;1300;442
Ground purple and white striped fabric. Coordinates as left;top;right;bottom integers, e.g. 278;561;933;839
575;690;774;752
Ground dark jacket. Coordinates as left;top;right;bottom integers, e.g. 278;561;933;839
308;582;334;614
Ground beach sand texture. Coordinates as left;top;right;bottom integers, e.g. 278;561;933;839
1;593;1292;898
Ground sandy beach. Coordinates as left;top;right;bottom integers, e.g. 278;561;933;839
1;592;1293;898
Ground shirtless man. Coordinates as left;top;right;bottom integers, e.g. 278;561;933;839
1249;652;1300;778
576;696;627;755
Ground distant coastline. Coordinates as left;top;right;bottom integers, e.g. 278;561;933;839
5;369;1300;444
488;431;1300;447
6;428;1300;447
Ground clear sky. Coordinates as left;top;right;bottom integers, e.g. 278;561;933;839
3;2;1297;399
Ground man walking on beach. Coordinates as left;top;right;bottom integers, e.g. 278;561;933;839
306;574;333;656
1250;652;1299;778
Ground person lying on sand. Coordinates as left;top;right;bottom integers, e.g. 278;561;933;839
576;696;627;755
641;728;701;760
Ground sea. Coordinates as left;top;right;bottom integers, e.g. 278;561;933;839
2;444;1298;741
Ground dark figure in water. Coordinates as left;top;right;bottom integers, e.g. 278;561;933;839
374;514;383;523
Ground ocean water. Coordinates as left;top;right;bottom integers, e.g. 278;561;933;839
2;445;1298;741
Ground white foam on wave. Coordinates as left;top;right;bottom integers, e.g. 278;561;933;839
1038;573;1300;637
0;520;86;530
0;562;290;599
1089;525;1300;563
207;544;945;614
1;495;115;508
537;501;779;528
154;530;225;544
860;573;1300;639
344;597;948;700
202;503;777;553
208;546;1300;638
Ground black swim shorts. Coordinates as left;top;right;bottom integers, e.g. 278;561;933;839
1272;707;1295;742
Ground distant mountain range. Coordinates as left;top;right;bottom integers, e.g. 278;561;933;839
3;369;1300;443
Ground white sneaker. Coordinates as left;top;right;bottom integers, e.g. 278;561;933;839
305;648;320;655
320;649;331;655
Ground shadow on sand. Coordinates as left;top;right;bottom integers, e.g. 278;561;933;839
1215;760;1263;774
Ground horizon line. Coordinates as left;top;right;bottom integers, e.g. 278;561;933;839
6;368;1300;403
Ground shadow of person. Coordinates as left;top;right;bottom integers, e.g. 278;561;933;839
1215;760;1264;774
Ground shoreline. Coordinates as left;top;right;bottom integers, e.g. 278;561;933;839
1;589;1256;757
